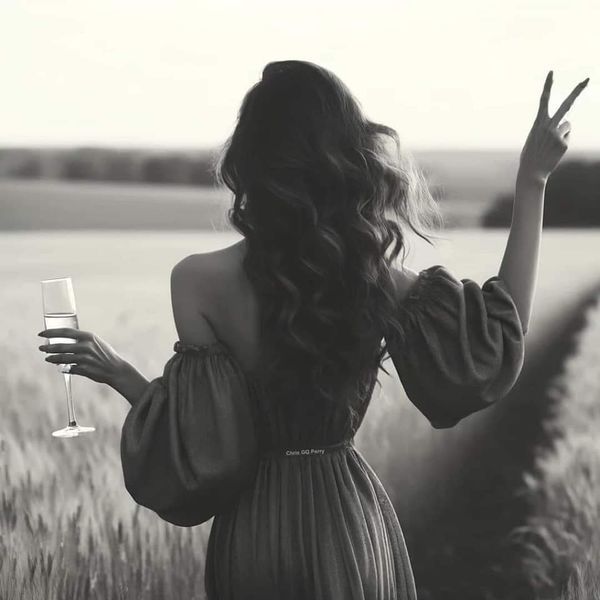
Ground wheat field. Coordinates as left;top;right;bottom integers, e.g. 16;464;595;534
2;228;599;599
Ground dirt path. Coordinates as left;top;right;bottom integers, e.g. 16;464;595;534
405;278;600;600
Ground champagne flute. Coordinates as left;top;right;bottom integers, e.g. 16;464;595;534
41;277;95;438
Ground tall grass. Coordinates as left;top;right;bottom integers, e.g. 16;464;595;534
0;330;212;600
3;230;599;599
0;332;413;599
512;293;600;599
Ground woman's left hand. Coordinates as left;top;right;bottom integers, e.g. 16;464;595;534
37;328;128;386
519;70;589;183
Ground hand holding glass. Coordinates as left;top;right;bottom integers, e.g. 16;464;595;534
41;277;95;438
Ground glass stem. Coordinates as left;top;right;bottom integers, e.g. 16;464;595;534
62;371;77;427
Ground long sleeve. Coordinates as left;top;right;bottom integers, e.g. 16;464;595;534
120;341;259;527
385;265;526;429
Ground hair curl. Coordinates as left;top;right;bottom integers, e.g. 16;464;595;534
214;60;444;424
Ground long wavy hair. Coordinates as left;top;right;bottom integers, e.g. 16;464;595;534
214;60;444;422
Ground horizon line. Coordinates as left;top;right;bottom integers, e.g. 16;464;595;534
1;143;599;155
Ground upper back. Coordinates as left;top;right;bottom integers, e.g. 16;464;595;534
171;239;421;375
170;239;262;375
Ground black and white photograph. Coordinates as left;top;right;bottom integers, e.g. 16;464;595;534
1;1;599;598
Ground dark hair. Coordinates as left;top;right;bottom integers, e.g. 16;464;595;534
214;60;443;425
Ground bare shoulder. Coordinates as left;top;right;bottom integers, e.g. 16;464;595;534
389;265;421;302
169;240;245;345
171;240;244;292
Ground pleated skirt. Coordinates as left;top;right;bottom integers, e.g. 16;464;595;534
205;441;418;600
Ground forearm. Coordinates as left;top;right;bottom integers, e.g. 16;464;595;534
110;361;151;408
497;168;546;335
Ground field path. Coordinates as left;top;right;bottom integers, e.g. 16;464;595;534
375;237;600;600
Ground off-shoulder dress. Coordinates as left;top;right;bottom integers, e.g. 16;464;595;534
119;265;526;600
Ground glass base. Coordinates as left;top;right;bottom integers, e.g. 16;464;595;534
52;423;96;437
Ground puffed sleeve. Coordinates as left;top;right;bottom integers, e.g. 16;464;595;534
120;341;259;527
385;265;526;429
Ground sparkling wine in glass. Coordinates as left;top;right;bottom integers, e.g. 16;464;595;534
41;277;95;438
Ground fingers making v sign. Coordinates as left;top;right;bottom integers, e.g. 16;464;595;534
520;70;590;182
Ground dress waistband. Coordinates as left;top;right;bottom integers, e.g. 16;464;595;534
259;438;355;459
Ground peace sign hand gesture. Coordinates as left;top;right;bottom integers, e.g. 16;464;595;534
520;71;589;182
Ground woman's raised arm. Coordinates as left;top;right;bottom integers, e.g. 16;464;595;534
498;71;589;334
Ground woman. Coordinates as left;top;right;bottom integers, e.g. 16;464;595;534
38;62;588;599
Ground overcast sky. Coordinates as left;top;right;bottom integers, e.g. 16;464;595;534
2;0;598;150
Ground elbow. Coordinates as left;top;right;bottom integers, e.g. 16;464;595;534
431;373;523;430
427;381;506;430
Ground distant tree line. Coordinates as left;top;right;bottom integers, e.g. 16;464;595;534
483;159;600;227
0;146;450;205
0;147;220;186
3;148;598;227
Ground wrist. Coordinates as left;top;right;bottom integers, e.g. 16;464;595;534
109;358;134;388
516;167;548;189
110;360;150;407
